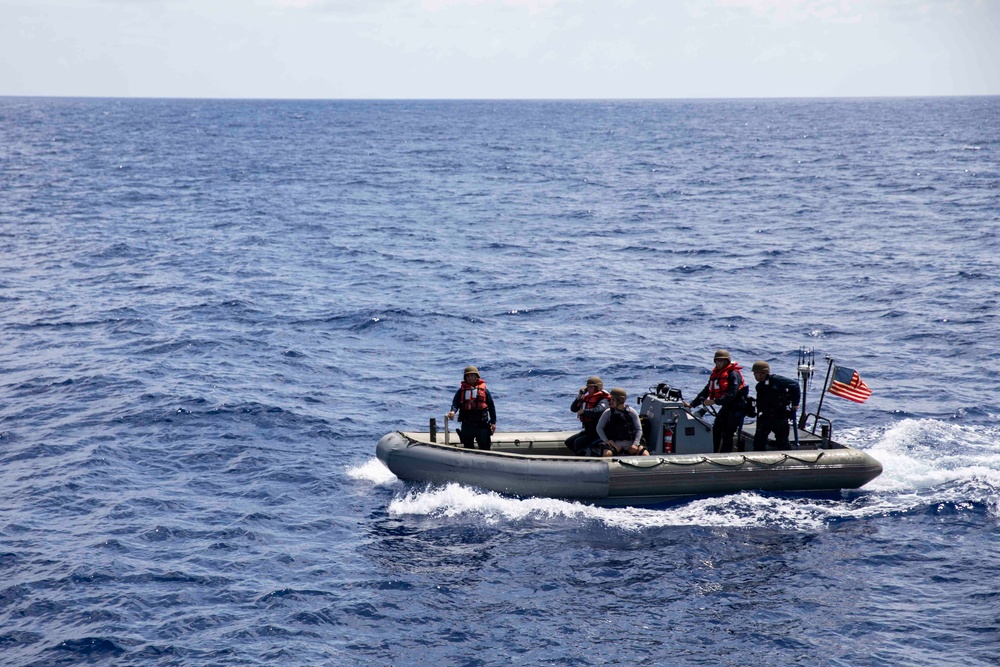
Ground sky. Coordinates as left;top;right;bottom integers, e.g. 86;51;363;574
1;0;998;99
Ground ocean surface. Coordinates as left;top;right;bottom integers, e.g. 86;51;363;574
1;96;998;666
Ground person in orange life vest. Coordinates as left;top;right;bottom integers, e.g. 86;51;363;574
564;375;611;455
685;349;750;453
596;388;649;457
447;365;497;450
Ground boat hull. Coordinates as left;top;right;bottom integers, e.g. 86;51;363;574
376;430;883;506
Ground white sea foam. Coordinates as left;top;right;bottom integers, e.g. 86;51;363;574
824;418;1000;519
345;458;399;486
387;483;833;531
845;418;1000;495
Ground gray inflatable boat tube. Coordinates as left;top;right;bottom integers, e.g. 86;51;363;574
376;431;882;505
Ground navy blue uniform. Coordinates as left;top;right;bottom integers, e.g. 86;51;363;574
753;374;801;451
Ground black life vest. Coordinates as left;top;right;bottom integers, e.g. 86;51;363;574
604;408;638;442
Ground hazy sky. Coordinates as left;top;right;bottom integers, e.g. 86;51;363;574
2;0;998;99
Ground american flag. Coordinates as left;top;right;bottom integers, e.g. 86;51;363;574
828;365;872;403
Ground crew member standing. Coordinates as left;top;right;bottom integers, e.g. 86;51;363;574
447;365;497;450
685;349;749;453
751;361;801;451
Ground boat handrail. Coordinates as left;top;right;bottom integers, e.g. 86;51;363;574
800;412;833;443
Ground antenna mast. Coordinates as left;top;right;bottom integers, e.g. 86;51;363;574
796;347;815;429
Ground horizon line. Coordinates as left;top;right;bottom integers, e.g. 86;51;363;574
2;93;999;103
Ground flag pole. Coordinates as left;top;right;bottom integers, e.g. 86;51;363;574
811;355;835;432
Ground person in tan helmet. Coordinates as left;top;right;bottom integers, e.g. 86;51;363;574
564;375;611;456
751;360;800;451
447;365;497;450
596;387;649;457
685;349;750;453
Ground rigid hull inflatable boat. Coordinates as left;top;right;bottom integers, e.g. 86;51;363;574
376;382;883;506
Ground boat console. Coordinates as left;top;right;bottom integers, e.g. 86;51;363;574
638;385;715;455
638;383;826;455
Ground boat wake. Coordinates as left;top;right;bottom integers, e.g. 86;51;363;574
353;419;1000;530
386;483;836;531
842;418;1000;513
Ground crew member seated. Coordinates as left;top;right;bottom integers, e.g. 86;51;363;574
596;388;649;457
565;376;611;456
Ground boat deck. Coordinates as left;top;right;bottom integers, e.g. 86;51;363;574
738;423;825;449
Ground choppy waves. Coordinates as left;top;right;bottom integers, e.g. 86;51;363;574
2;97;999;666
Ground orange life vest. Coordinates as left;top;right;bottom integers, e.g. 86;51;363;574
459;379;489;411
708;363;746;400
579;390;611;424
580;390;611;410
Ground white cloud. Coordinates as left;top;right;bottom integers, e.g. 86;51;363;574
709;0;985;25
577;38;650;71
420;0;565;14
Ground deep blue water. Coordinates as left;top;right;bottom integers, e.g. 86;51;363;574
1;96;999;666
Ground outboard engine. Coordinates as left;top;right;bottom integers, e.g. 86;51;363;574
639;384;715;455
